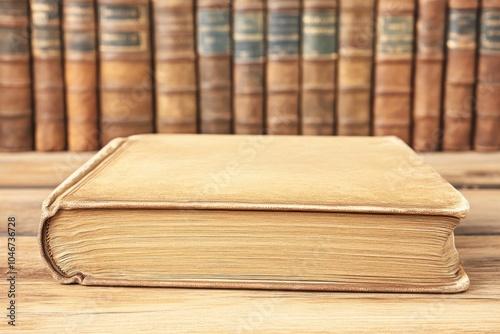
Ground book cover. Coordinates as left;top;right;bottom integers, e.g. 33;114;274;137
412;0;446;152
266;0;301;135
97;0;154;145
153;0;198;134
197;0;232;134
39;134;470;293
443;0;479;151
337;0;375;136
31;0;66;151
373;0;416;144
474;0;500;152
63;0;99;151
233;0;265;134
301;0;338;135
0;0;33;151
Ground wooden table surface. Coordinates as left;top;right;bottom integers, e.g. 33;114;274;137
1;151;499;333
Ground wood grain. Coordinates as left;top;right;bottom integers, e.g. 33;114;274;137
0;151;93;187
422;151;500;187
0;236;499;332
0;188;51;235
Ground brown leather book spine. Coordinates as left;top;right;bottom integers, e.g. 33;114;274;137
97;0;154;145
474;0;500;152
63;0;99;151
266;0;301;135
373;0;416;144
442;0;478;151
337;0;375;136
197;0;232;134
301;0;338;135
412;0;446;152
31;0;66;151
0;0;33;151
153;0;197;134
233;0;265;134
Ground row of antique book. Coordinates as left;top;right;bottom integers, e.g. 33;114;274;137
0;0;499;152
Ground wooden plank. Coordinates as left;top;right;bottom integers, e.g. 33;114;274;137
1;188;497;237
0;152;93;187
0;236;499;332
0;188;51;235
457;189;500;235
421;151;500;187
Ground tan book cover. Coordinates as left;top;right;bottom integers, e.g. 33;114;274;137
153;0;198;134
31;0;66;151
412;0;446;152
39;135;469;293
337;0;375;136
0;0;33;151
442;0;479;151
97;0;154;145
63;0;99;151
301;0;338;135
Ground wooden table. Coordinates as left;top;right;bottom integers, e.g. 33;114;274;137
1;151;499;332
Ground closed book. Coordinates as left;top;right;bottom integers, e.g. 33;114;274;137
40;134;469;293
63;0;99;151
266;0;301;135
0;0;33;151
373;0;416;144
412;0;446;152
337;0;375;136
233;0;265;134
31;0;66;151
442;0;479;151
474;0;500;152
301;0;338;135
197;0;232;134
153;0;197;134
97;0;154;145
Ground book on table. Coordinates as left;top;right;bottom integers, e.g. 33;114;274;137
39;134;470;293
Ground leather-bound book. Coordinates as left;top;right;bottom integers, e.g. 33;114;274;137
337;0;375;136
63;0;99;151
412;0;446;152
40;134;470;293
197;0;232;134
97;0;154;145
266;0;301;135
31;0;66;151
442;0;479;151
301;0;338;135
0;0;33;151
474;0;500;152
153;0;197;134
233;0;265;134
373;0;416;144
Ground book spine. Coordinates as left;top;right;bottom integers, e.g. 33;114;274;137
31;0;66;151
443;0;478;151
337;0;375;136
266;0;301;135
475;0;500;151
63;0;99;151
153;0;197;134
97;0;154;145
412;0;447;151
197;0;232;134
233;0;265;134
301;0;338;135
0;0;33;151
373;0;416;144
